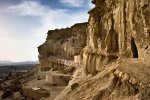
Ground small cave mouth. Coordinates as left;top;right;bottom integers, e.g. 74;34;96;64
131;38;138;58
145;45;148;50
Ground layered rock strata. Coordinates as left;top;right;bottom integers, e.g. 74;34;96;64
39;0;150;100
55;59;150;100
38;23;87;71
83;0;150;75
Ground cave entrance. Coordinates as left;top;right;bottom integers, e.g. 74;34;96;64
131;37;138;58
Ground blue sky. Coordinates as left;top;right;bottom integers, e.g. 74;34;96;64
0;0;94;62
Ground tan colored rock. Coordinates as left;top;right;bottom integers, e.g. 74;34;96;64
45;71;71;86
122;73;129;81
74;55;81;64
38;0;150;100
38;23;87;71
22;87;50;100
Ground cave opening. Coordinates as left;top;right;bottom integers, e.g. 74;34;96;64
131;37;138;58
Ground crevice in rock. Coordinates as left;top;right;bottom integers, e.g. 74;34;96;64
145;45;148;50
131;37;138;58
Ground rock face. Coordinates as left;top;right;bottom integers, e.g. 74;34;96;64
83;0;150;75
38;23;87;71
38;0;150;100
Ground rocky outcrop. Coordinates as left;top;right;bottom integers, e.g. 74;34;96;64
38;23;87;71
83;0;150;75
45;71;71;86
55;59;150;100
38;0;150;100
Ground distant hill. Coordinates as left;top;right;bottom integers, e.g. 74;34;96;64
0;61;38;66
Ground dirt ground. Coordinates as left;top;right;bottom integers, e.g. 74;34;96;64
23;71;67;100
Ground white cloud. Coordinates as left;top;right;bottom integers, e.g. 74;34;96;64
0;0;90;61
1;0;90;32
1;1;48;16
59;0;85;7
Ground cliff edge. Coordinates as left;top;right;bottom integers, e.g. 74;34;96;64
38;0;150;100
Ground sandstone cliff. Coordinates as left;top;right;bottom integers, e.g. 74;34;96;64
84;0;150;75
38;23;87;71
39;0;150;100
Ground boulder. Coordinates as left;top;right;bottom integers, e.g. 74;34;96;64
22;87;50;100
1;89;13;99
45;72;71;86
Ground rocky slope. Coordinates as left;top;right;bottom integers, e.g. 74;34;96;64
38;0;150;100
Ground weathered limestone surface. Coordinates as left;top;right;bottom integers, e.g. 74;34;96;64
39;0;150;100
45;71;71;86
55;59;150;100
83;0;150;75
38;23;87;71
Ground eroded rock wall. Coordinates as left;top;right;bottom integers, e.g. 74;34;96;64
83;0;150;75
38;0;150;99
38;23;87;71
